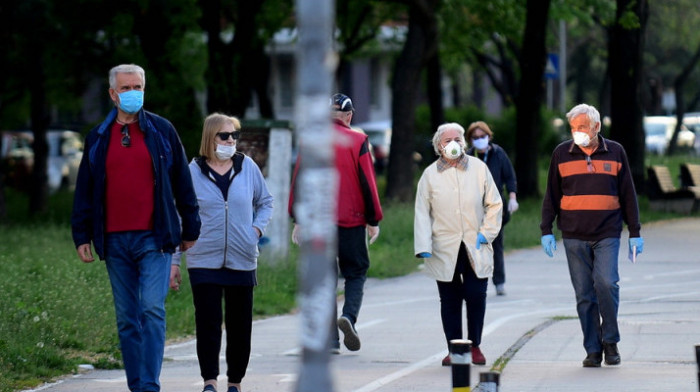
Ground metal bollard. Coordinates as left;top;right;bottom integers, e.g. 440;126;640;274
479;372;500;392
450;339;471;392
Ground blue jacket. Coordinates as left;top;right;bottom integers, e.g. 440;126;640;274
467;142;517;223
172;153;274;271
71;108;201;259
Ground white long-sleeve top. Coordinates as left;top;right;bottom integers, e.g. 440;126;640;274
414;155;503;281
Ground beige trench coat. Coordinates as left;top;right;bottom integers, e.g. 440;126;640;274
414;155;503;281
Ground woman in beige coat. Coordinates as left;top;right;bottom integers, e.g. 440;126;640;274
414;122;502;366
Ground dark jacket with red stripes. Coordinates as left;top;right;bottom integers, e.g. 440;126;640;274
540;135;641;241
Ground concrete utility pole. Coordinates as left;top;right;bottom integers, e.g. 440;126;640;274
293;0;338;391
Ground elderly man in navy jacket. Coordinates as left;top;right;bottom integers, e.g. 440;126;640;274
71;64;200;392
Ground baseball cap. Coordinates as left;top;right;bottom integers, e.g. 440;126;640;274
331;93;354;112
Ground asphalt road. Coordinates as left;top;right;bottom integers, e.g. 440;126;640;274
26;218;700;392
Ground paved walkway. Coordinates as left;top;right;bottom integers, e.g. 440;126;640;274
27;218;700;392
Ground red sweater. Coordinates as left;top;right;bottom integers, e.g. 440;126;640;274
289;120;383;227
105;122;155;233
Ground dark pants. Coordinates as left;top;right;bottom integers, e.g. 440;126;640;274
332;226;370;341
191;283;253;384
437;243;488;349
492;227;505;286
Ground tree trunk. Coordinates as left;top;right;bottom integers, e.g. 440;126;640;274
28;39;50;215
668;41;700;156
0;172;6;221
385;0;439;202
230;1;265;116
608;0;648;192
201;0;235;114
427;53;445;132
514;0;550;199
254;51;275;119
135;0;202;155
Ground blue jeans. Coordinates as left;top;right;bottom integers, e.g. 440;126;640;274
563;237;620;354
105;231;171;392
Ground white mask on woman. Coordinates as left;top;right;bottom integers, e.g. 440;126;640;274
215;144;236;160
472;136;489;150
442;140;463;160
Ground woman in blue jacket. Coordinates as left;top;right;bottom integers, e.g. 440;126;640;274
171;113;273;392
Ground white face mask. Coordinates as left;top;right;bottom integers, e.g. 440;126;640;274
472;136;489;150
442;140;463;160
215;144;236;160
573;132;591;147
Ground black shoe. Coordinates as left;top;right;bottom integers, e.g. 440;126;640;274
602;342;621;365
338;316;361;351
582;352;602;367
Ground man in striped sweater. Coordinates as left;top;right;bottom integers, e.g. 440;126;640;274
540;103;644;368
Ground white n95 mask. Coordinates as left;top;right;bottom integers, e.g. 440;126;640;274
442;140;463;160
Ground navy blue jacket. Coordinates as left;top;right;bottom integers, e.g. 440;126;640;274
467;142;517;223
71;108;201;260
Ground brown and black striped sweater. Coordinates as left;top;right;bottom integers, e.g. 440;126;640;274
540;135;641;241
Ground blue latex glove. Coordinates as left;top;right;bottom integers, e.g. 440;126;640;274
541;234;556;257
258;236;270;247
475;233;488;250
628;237;644;262
417;252;432;258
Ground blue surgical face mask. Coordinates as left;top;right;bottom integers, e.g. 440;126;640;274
472;136;489;150
118;90;144;114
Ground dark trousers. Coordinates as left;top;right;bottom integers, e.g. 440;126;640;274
332;226;370;341
492;227;505;286
436;243;488;348
192;283;253;384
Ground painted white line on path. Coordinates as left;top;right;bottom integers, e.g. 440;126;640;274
350;306;571;392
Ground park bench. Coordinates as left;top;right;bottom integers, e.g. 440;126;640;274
679;163;700;187
646;165;697;214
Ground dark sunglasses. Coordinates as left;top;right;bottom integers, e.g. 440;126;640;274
216;131;241;141
121;125;131;147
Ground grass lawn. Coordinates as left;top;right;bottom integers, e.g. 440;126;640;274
1;152;698;391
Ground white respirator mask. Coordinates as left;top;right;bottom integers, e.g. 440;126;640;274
442;140;463;160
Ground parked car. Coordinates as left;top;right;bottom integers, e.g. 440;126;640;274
353;120;392;174
682;112;700;155
0;129;84;192
643;116;695;154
